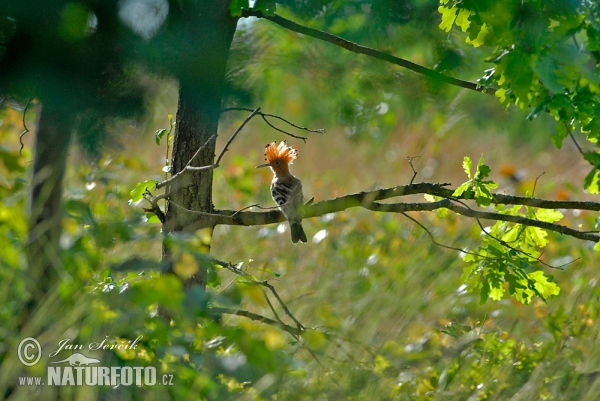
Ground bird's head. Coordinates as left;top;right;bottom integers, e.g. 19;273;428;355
256;141;297;174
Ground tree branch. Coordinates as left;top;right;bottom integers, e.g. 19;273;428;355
19;98;32;155
155;135;215;190
441;202;600;242
156;107;261;190
210;307;302;336
221;107;325;143
243;11;496;96
563;121;591;166
214;259;305;331
207;182;600;242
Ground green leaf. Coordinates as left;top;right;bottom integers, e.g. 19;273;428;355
438;6;458;32
528;271;560;300
229;0;248;17
480;278;490;304
583;117;600;141
489;285;504;301
0;146;25;172
526;97;551;120
584;151;600;168
455;9;471;32
475;186;493;206
475;154;491;179
584;168;600;194
528;227;549;247
129;179;158;202
146;213;160;223
532;56;567;94
453;182;472;197
462;156;472;178
536;209;563;223
155;128;167;145
500;50;534;107
552;123;568;149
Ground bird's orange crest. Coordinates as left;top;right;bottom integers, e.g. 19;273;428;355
264;141;298;165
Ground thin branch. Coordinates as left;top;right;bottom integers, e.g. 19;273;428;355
564;121;586;158
216;260;305;331
399;211;471;255
407;156;420;185
221;107;325;134
232;201;289;217
446;196;567;270
19;98;32;155
143;191;166;223
210;306;355;386
260;280;305;331
442;201;599;242
155;135;215;190
262;290;284;325
243;11;497;96
532;172;545;198
365;200;600;242
210;307;301;336
260;114;308;142
215;107;261;166
155;107;261;190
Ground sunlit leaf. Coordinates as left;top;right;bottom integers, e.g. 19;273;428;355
129;179;158;202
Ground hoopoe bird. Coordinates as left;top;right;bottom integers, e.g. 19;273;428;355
256;141;308;243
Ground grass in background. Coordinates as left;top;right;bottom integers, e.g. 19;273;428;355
2;75;600;399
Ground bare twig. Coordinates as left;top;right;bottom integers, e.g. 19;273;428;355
261;280;305;331
155;135;215;190
19;98;32;155
232;202;287;217
446;196;568;270
407;156;420;184
216;260;305;331
564;121;586;158
156;107;261;190
216;107;261;167
211;307;301;336
400;211;470;255
260;114;308;142
221;107;325;134
262;290;284;325
532;172;545;197
242;11;497;96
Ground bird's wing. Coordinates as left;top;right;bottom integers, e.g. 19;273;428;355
272;176;303;221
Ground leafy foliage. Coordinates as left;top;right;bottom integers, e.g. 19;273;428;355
453;155;498;206
438;0;600;191
2;0;600;400
461;203;562;304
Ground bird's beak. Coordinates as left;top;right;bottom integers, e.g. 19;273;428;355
255;163;270;169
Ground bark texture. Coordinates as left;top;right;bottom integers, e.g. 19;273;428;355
163;1;238;288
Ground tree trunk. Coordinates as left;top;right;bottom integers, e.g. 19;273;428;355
24;104;72;325
163;2;237;288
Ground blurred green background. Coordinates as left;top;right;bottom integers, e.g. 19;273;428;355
2;1;600;400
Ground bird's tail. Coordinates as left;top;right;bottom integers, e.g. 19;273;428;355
290;222;307;244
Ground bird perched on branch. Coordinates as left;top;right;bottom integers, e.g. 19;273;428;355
256;141;308;243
